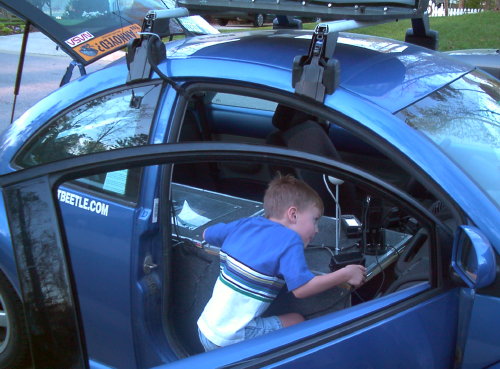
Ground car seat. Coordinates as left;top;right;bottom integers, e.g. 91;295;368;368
266;105;359;216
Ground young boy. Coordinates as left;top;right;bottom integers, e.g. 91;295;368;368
197;174;366;351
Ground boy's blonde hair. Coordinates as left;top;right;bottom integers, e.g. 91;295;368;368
263;174;324;219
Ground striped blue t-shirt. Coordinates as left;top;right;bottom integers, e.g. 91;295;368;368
197;216;314;346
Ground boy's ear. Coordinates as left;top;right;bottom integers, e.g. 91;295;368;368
287;206;298;224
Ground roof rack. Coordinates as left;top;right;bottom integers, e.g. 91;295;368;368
178;0;429;22
177;0;438;101
292;13;437;101
126;1;438;104
179;0;438;49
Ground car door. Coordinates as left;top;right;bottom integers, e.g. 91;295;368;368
10;81;166;368
158;149;496;369
1;143;496;369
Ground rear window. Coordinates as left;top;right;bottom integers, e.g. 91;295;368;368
16;83;161;167
15;83;162;201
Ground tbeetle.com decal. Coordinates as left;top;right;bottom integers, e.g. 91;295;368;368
58;189;110;217
72;24;141;62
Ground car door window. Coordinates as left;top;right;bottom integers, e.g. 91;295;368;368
167;156;434;357
14;83;162;201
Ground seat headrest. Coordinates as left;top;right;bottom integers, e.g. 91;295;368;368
272;104;315;131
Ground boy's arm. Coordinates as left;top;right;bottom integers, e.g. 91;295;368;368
292;264;366;299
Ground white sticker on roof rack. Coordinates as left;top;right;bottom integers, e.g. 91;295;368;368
295;35;313;40
339;35;408;53
168;38;240;58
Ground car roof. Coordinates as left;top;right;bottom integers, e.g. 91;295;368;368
0;29;474;150
0;29;473;144
164;30;472;112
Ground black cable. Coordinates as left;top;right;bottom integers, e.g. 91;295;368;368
146;34;186;95
361;196;370;253
342;242;360;251
303;286;352;319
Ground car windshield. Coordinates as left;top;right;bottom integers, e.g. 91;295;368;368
397;70;500;208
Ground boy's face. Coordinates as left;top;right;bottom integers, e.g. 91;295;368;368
289;204;322;247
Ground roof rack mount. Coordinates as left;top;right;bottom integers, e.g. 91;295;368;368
126;8;189;83
292;18;396;102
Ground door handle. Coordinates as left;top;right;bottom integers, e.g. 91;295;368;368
143;255;158;274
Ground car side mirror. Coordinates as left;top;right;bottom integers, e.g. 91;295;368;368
452;226;496;289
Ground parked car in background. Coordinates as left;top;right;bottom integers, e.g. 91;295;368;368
0;0;498;368
204;12;273;27
445;48;500;79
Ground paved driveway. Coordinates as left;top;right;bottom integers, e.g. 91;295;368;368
0;32;122;135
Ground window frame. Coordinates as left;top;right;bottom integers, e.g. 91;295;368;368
160;82;463;361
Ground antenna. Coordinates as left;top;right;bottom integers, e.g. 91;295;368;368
361;195;387;255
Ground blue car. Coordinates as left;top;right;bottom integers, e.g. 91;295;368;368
0;0;498;368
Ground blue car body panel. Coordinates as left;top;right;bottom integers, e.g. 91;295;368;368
163;285;458;369
462;294;500;368
165;31;472;112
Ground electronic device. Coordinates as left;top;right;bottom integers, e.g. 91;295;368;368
341;215;362;237
361;195;387;255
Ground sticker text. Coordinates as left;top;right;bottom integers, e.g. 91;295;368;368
65;31;95;47
75;24;141;62
58;189;109;217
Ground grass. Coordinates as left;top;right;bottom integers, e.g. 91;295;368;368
0;17;24;36
223;11;499;51
306;11;500;51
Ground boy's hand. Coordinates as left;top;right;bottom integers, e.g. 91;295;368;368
343;264;366;288
293;264;367;298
